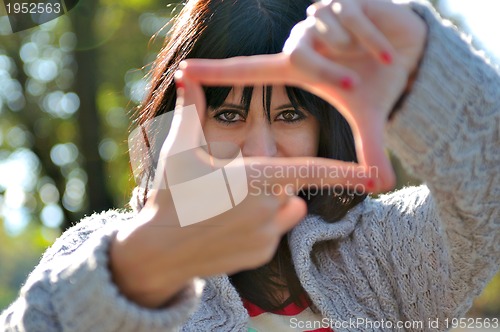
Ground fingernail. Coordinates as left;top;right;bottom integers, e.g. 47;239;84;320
176;80;185;90
380;51;392;65
341;76;353;90
179;61;188;70
366;179;376;191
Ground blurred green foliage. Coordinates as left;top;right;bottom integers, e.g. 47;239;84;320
0;0;180;310
0;0;498;319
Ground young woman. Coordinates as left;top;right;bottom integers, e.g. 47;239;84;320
1;0;498;331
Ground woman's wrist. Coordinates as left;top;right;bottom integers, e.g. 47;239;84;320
109;197;195;308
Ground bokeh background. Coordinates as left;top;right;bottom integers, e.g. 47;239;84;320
0;0;498;323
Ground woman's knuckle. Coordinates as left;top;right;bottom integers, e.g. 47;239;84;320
334;33;351;47
306;3;318;16
336;7;358;24
307;0;334;16
290;20;306;36
314;5;331;19
258;196;280;216
287;47;302;65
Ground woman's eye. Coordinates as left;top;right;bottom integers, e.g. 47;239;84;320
214;111;244;123
275;110;304;122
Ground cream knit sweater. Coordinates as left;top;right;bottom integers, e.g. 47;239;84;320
1;1;499;331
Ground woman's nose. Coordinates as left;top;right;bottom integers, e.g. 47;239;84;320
241;123;277;157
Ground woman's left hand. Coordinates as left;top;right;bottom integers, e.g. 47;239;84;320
181;0;427;192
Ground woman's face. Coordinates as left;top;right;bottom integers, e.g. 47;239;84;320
203;86;320;157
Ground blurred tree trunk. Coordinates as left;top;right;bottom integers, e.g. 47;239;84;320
68;0;113;230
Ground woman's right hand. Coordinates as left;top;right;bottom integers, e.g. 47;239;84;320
109;74;372;308
182;0;427;192
111;183;306;308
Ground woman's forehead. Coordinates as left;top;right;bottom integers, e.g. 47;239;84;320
224;86;289;104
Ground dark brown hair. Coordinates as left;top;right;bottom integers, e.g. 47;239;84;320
135;0;366;311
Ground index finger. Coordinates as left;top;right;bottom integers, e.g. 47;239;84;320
240;156;377;194
181;52;357;90
180;54;292;85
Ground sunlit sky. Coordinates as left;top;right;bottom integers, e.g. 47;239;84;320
440;0;500;61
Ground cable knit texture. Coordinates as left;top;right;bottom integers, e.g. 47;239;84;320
1;1;499;331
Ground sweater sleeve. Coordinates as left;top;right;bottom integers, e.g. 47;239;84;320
0;210;203;332
383;0;500;318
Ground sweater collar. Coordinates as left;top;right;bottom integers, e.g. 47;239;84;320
287;202;366;321
288;202;364;251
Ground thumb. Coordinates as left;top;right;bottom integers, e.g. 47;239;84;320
164;71;207;156
152;72;209;190
174;70;207;125
274;196;307;234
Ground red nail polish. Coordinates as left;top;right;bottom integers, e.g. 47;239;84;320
381;51;392;64
176;80;185;90
341;77;353;90
174;70;185;90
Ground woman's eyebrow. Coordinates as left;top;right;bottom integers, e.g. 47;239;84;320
274;103;296;111
209;103;248;114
